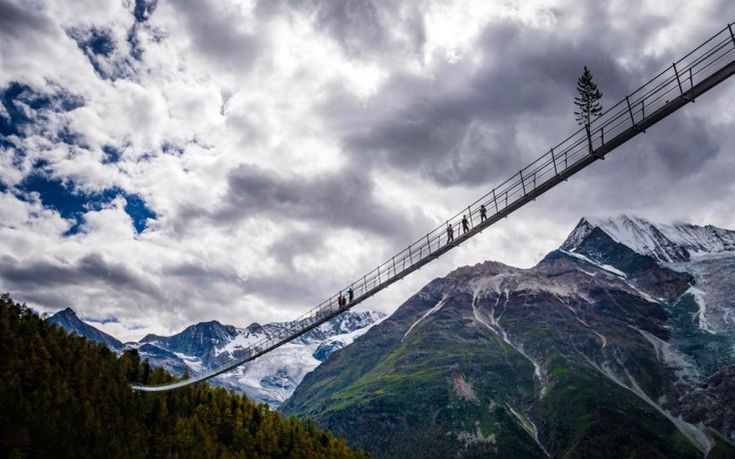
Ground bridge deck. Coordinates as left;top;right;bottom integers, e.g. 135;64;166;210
132;21;735;392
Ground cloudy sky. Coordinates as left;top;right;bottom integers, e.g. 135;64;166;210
1;0;734;341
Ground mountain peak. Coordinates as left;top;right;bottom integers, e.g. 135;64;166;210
57;306;77;316
562;215;735;262
49;307;124;351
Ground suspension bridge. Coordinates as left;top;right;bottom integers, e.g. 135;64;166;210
132;21;735;392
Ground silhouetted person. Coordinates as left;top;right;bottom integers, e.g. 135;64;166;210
480;204;487;222
348;287;354;303
447;223;454;244
338;293;345;308
462;215;470;234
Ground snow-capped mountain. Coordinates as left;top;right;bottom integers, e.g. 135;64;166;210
49;308;124;352
50;307;385;407
562;215;735;262
130;310;385;405
562;215;735;336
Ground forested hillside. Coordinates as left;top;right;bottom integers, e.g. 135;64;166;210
0;294;369;459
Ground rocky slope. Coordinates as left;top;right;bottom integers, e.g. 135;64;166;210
49;308;384;406
282;216;735;458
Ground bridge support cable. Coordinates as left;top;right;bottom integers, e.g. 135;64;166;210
131;21;735;392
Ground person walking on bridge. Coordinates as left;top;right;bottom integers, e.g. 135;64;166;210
462;215;470;234
480;204;487;222
447;223;454;244
348;287;354;303
338;292;345;309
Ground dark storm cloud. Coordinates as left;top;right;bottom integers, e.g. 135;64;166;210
163;262;243;285
213;163;426;241
338;19;632;187
0;0;52;38
171;0;262;73
531;102;733;222
651;116;720;176
326;2;735;192
0;254;161;300
162;232;334;305
241;274;321;304
267;228;326;268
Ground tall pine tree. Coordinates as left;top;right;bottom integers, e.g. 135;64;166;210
574;66;603;153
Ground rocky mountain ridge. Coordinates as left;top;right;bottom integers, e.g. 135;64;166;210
563;215;735;263
283;215;735;458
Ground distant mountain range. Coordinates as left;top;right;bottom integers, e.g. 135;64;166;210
49;307;384;406
282;216;735;458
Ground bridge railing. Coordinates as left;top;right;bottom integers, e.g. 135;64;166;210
134;22;735;390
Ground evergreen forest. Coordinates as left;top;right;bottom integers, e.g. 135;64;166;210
0;293;369;459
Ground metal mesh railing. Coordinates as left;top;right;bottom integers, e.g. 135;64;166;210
132;22;735;391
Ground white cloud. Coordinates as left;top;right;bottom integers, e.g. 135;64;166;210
0;0;733;341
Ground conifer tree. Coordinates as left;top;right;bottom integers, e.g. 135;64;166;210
574;66;603;153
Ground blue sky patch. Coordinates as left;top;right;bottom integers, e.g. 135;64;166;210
1;82;84;147
16;171;156;235
1;82;49;139
87;29;115;57
102;145;122;163
67;27;135;80
162;141;183;156
69;27;115;58
134;0;158;23
123;193;157;233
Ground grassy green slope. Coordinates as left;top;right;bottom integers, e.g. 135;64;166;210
285;290;546;458
539;356;701;459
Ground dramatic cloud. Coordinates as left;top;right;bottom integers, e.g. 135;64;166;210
0;0;734;341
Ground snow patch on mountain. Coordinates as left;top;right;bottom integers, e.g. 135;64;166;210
403;296;447;342
686;286;716;333
668;254;735;336
632;326;700;383
560;249;626;277
174;352;205;373
472;272;579;301
218;312;386;405
216;328;267;357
